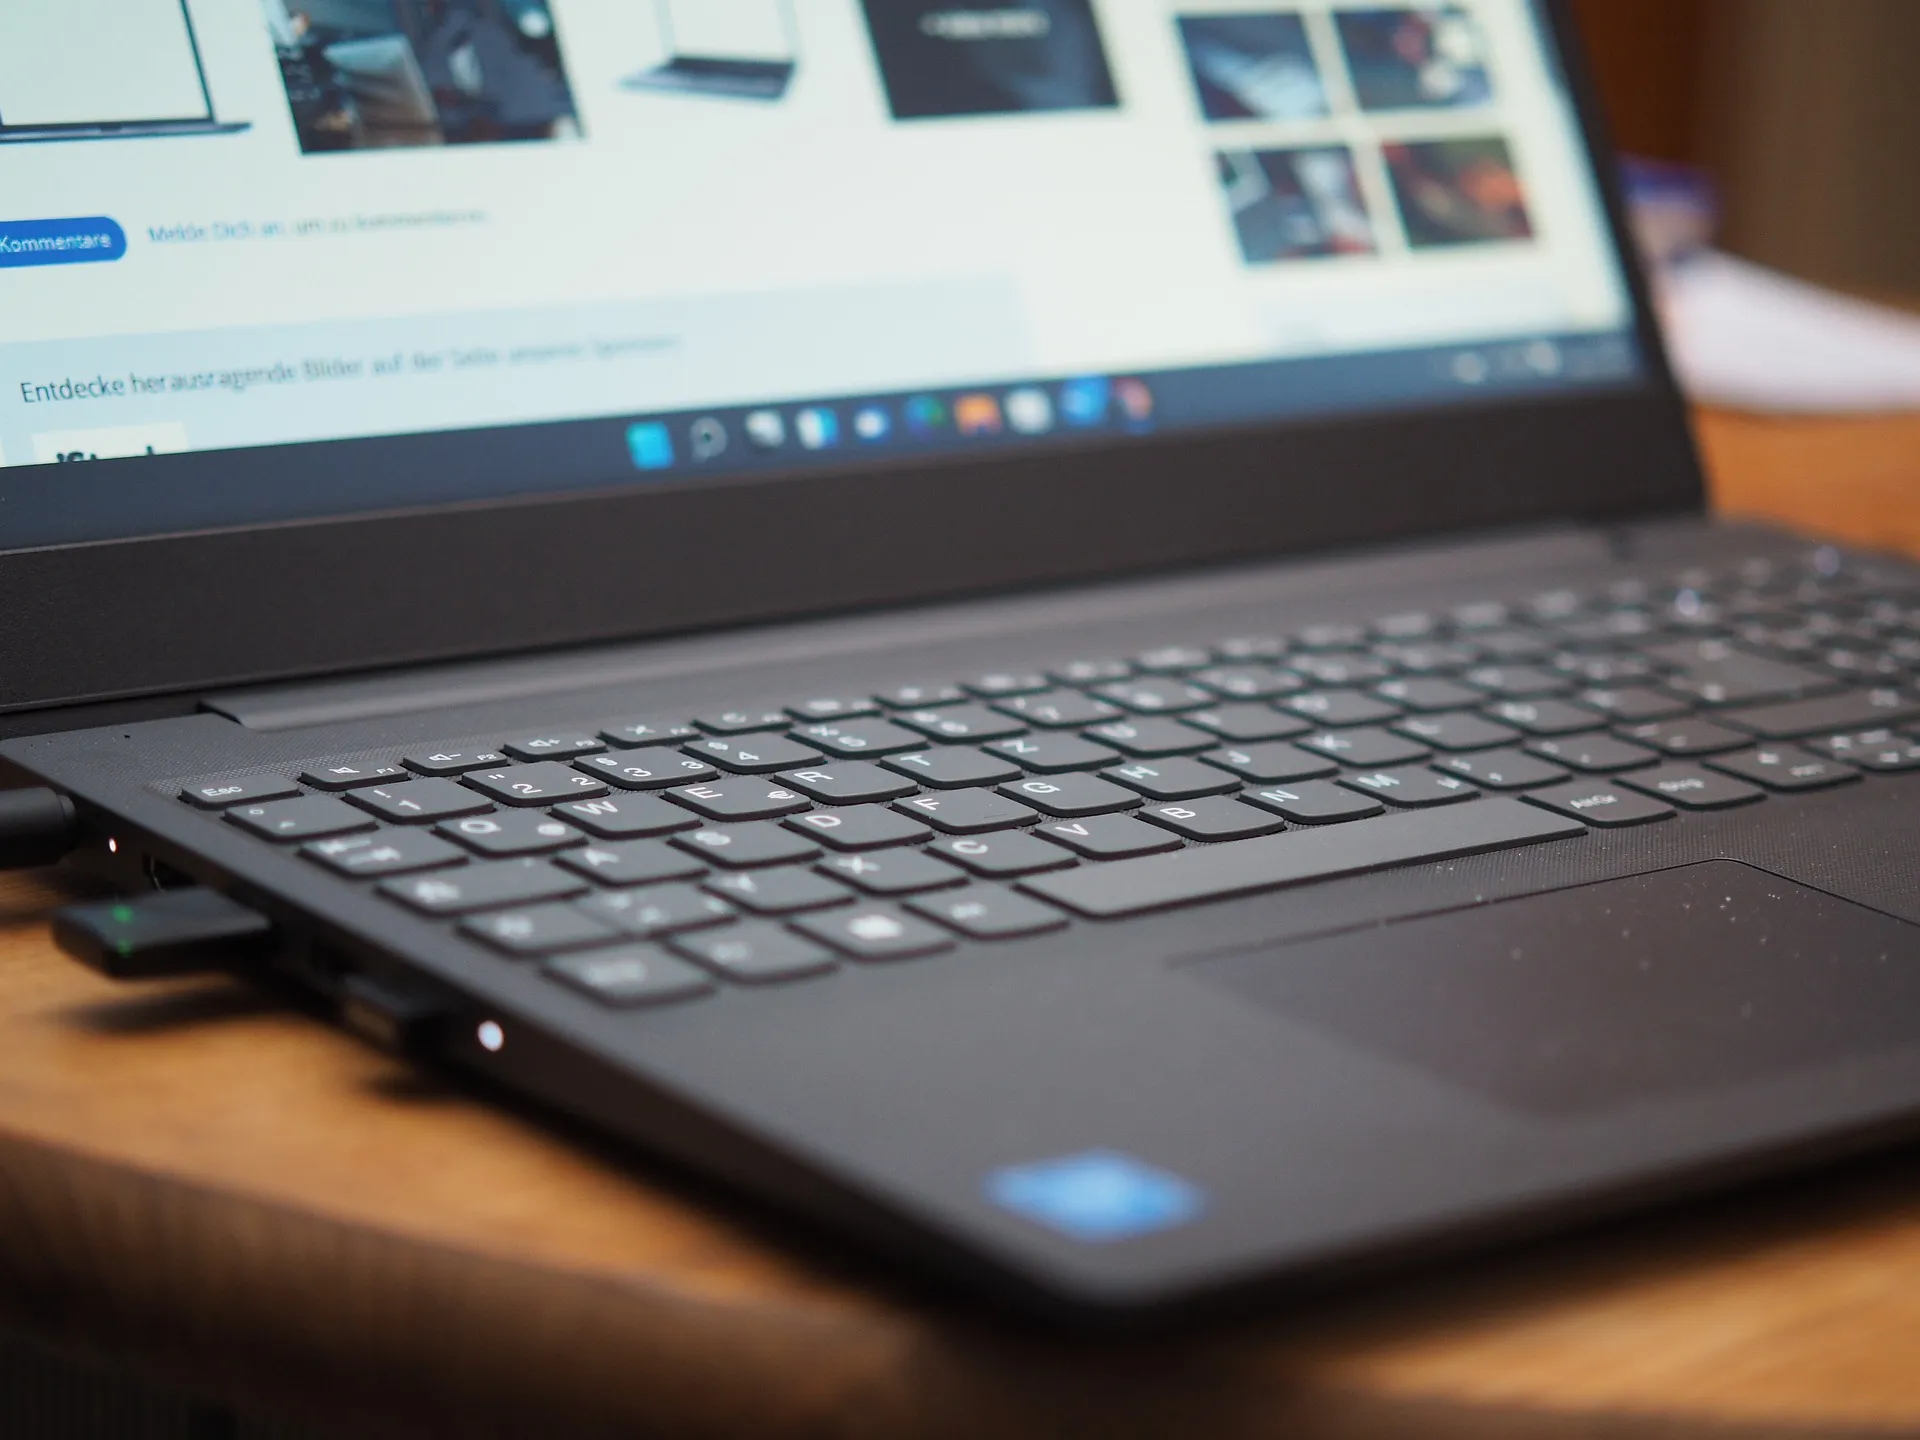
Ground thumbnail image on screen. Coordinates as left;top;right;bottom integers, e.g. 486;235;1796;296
262;0;578;152
1384;136;1533;247
1217;146;1378;263
862;0;1119;121
1177;13;1329;123
1335;6;1493;111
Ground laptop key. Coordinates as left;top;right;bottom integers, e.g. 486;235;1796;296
553;793;701;838
575;748;718;789
1084;718;1215;756
1706;747;1861;792
1618;766;1766;811
792;906;956;962
179;774;302;809
966;672;1050;698
1194;666;1301;700
986;734;1122;774
786;697;881;722
671;925;838;984
226;796;377;841
1522;782;1675;827
1297;728;1430;768
464;764;610;808
792;718;926;757
348;778;496;823
684;735;824;774
401;748;509;777
1525;734;1662;773
1652;641;1839;705
664;778;811;821
437;811;583;857
928;831;1077;878
544;948;713;1008
896;706;1029;743
1285;690;1401;727
1809;730;1920;771
1434;749;1569;791
379;860;586;916
299;762;410;791
557;839;706;888
597;720;700;749
1484;699;1603;736
1289;653;1392;686
817;849;967;896
1465;664;1573;699
1392;713;1520;753
1183;706;1311;743
993;690;1123;727
880;747;1023;789
1620;718;1752;756
1375;677;1483;712
704;867;854;916
303;830;467;878
1198;743;1338;784
776;763;919;804
673;823;822;869
1341;770;1479;808
996;773;1141;817
1051;659;1132;685
1101;758;1241;800
876;682;965;709
1137;798;1286;842
462;904;619;957
892;789;1039;834
580;884;734;938
1094;679;1212;714
909;887;1069;940
1032;814;1183;859
1719;687;1920;739
786;805;932;851
1577;687;1692;722
502;735;605;763
1242;782;1384;825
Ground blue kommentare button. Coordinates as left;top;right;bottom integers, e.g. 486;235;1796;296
626;421;675;471
986;1150;1205;1243
0;217;127;269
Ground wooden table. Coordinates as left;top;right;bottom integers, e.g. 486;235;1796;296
4;408;1919;1439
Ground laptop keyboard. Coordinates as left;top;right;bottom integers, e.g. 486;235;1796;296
173;551;1920;1009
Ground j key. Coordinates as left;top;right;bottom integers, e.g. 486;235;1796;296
1434;749;1569;791
929;830;1077;878
1050;658;1131;685
1484;700;1603;736
1137;797;1286;842
463;765;609;808
1134;645;1212;674
1031;814;1183;859
1297;728;1430;768
892;789;1039;834
553;793;701;839
1577;687;1692;722
1284;690;1401;727
895;706;1029;743
1093;679;1212;714
1025;800;1585;918
792;718;925;757
817;849;967;896
875;682;965;709
694;708;790;735
1706;747;1861;792
1198;743;1337;784
670;924;837;984
575;749;718;790
581;883;734;938
786;697;881;722
993;690;1122;728
665;778;811;822
1083;718;1214;756
299;762;409;791
792;905;957;962
596;720;699;749
1100;758;1240;801
401;748;508;777
908;887;1069;941
703;867;854;916
379;859;585;916
1183;706;1311;743
1522;782;1674;828
879;748;1023;790
1340;769;1478;808
1619;766;1765;811
437;811;583;857
1393;713;1520;753
346;779;494;824
996;773;1142;817
776;763;919;805
1375;678;1483;712
502;734;605;763
985;734;1121;774
1620;718;1751;756
1242;782;1383;825
965;672;1049;698
303;830;466;878
462;904;619;957
1288;653;1392;687
1651;641;1838;706
544;948;713;1007
180;774;301;810
673;822;822;869
557;839;707;888
1525;734;1661;773
785;805;932;851
1719;688;1920;739
1193;666;1300;700
1809;730;1920;771
1464;665;1572;699
683;735;824;774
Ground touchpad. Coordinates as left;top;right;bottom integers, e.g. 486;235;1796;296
1197;862;1920;1115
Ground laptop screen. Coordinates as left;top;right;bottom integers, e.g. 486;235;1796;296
0;0;1642;552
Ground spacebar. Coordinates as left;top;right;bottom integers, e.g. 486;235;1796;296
1021;799;1587;918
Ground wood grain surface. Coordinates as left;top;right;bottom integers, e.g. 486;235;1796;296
3;409;1918;1438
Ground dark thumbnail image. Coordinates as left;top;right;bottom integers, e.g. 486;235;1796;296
1178;13;1328;122
1217;146;1377;263
1336;6;1492;111
1384;136;1532;247
863;0;1119;121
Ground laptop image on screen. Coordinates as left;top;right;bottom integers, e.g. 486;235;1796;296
0;0;250;144
621;0;799;102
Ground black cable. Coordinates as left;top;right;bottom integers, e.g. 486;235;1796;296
0;788;80;870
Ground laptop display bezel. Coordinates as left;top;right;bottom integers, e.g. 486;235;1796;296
0;0;219;138
0;0;1703;720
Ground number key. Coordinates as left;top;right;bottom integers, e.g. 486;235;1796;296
463;764;611;807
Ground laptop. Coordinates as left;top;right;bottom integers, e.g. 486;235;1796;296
0;0;249;144
621;0;799;103
4;0;1919;1322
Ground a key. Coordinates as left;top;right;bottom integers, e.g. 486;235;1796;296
502;734;605;763
776;763;919;805
1464;664;1573;699
1577;687;1692;722
1340;769;1479;808
891;789;1039;834
1620;718;1751;756
791;718;926;757
461;904;619;957
1093;679;1212;714
1521;782;1675;827
1719;688;1920;739
879;747;1023;790
579;883;734;937
1284;690;1401;727
672;823;822;869
1137;797;1285;842
556;839;707;888
786;697;881;722
1392;713;1520;753
1100;758;1240;800
670;924;838;984
1297;728;1430;768
683;735;825;774
348;778;496;824
1433;749;1569;791
179;774;302;810
994;773;1142;818
596;720;700;749
875;682;965;709
1242;781;1383;825
1484;699;1603;736
792;906;956;962
1031;814;1183;859
1375;678;1484;712
463;764;609;808
1706;747;1861;792
1023;800;1585;917
1083;718;1215;756
298;762;409;791
1193;666;1300;700
816;849;967;895
1525;734;1661;773
895;706;1029;743
401;748;509;777
1197;743;1337;784
552;793;700;839
544;948;713;1007
437;811;583;857
703;867;854;916
1183;705;1311;743
928;831;1077;878
226;796;377;841
965;672;1049;698
574;749;718;790
379;860;585;915
664;778;812;821
694;708;790;735
993;690;1122;727
785;805;932;851
1809;730;1920;772
985;734;1122;773
303;830;466;878
908;887;1069;941
1618;766;1765;811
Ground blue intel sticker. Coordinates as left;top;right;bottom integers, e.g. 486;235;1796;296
986;1150;1204;1243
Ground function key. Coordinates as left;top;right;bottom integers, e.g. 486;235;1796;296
1213;636;1286;662
683;734;825;774
401;748;508;777
1705;747;1860;792
694;708;790;735
462;764;610;808
1339;769;1478;808
670;924;837;984
1049;658;1131;685
544;948;713;1008
964;672;1050;699
894;705;1028;742
576;748;718;790
787;697;881;722
1092;678;1212;714
1618;766;1765;811
1295;622;1367;651
876;682;965;708
502;734;605;763
179;774;301;810
791;905;955;962
597;720;699;749
346;779;494;824
299;762;409;791
1522;782;1672;827
303;830;466;878
1133;645;1211;674
226;796;375;842
907;886;1069;941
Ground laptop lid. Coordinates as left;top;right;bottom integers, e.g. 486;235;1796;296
0;0;216;133
0;0;1698;718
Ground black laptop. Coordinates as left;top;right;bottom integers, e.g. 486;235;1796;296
5;1;1919;1322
